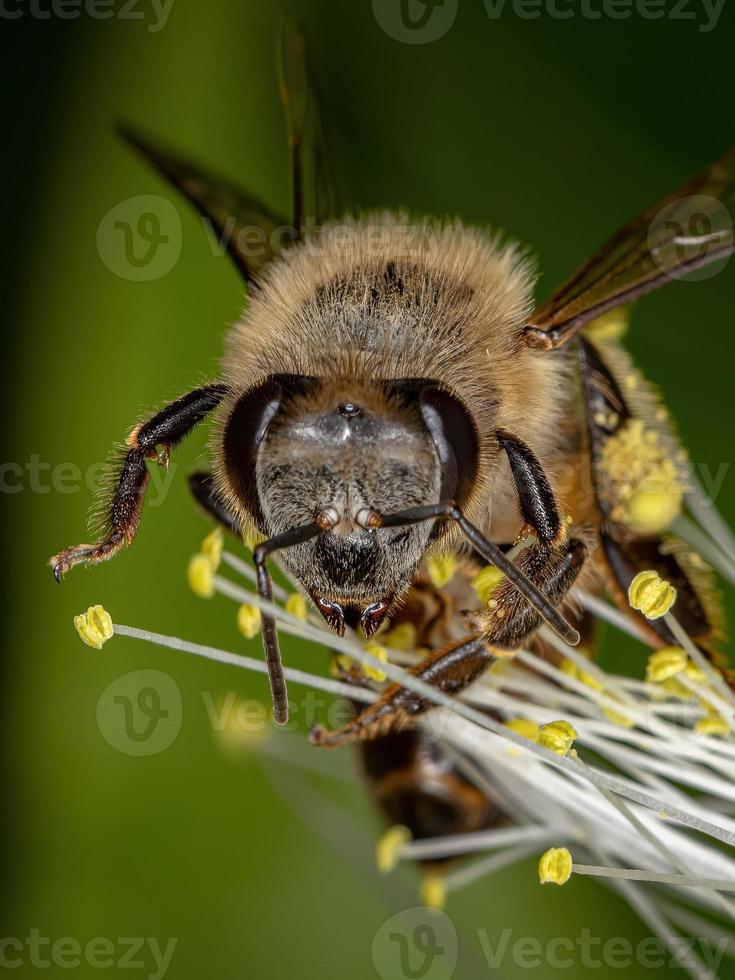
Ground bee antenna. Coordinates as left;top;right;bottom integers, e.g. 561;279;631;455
253;520;328;724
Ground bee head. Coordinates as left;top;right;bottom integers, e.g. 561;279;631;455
219;375;479;637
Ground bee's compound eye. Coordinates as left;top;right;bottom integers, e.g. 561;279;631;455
356;508;382;530
316;507;340;530
337;402;361;418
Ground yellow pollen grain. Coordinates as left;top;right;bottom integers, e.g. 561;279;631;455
74;604;114;650
628;570;677;620
201;526;223;571
285;593;308;622
363;641;389;682
695;713;732;737
426;551;459;588
472;565;504;604
187;553;215;599
237;603;261;639
538;720;577;756
376;825;411;874
538;847;572;885
646;647;687;683
421;872;447;910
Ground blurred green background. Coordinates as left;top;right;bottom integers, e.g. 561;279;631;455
2;0;734;977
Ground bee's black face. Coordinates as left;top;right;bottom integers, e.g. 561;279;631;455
254;385;442;635
220;374;479;638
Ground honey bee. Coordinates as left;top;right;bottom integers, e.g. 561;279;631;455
51;23;733;850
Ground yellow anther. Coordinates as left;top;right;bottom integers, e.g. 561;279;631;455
684;662;707;684
628;570;677;620
201;526;223;571
285;593;308;622
188;553;215;598
505;717;540;741
472;565;504;604
242;523;266;550
538;847;572;885
383;622;417;652
579;669;603;693
695;713;732;737
363;641;389;682
420;872;447;910
427;551;459;588
538;720;577;756
376;825;411;874
660;676;693;700
585;307;629;342
646;647;687;683
237;603;261;639
330;653;355;678
74;604;113;650
602;707;635;729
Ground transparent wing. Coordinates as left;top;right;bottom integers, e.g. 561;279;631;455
525;148;735;349
278;17;336;234
118;123;289;284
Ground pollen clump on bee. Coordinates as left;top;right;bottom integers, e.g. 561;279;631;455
598;419;685;534
74;604;114;649
538;720;577;756
584;307;630;342
538;847;573;885
628;570;677;620
472;565;504;604
426;551;459;588
237;603;261;639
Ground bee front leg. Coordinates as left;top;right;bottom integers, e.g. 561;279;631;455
49;385;228;579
